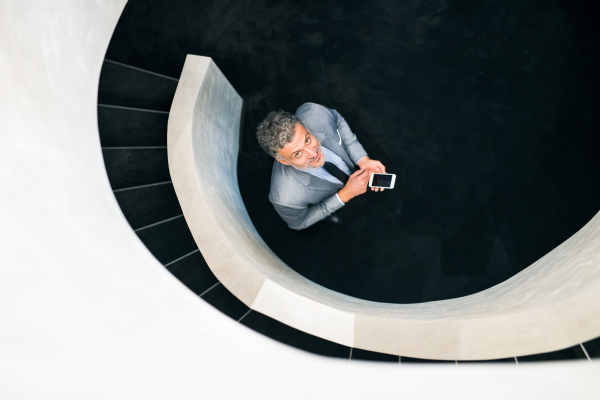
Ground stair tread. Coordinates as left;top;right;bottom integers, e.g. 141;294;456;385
98;105;169;147
136;215;197;265
98;60;178;111
103;147;170;190
114;182;181;230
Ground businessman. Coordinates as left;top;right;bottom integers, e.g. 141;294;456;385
256;102;386;230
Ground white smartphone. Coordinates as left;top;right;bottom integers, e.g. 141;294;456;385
369;173;396;189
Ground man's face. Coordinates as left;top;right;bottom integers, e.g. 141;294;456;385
277;124;326;169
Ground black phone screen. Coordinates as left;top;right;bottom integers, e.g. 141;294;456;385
372;174;392;188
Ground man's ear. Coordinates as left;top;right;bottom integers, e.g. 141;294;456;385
276;157;290;166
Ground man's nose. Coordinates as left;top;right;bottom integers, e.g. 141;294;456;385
306;147;317;158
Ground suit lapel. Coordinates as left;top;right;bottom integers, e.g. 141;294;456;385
286;164;343;191
286;165;311;186
308;173;344;191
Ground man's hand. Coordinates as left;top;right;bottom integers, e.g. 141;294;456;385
357;156;386;192
338;169;370;203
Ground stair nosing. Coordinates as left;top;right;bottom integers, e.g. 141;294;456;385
98;103;170;115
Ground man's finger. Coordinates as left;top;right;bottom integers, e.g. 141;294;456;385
356;172;369;181
353;168;367;177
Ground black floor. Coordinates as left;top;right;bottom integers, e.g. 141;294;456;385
106;0;599;304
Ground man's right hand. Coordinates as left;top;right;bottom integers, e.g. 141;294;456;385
338;169;369;203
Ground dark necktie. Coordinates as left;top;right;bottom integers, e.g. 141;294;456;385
324;161;349;185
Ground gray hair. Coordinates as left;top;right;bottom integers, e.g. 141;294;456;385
256;110;304;159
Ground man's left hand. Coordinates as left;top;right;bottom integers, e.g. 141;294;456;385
357;156;387;192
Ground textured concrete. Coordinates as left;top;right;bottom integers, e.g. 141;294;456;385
169;55;600;360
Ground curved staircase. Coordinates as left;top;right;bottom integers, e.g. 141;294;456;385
97;57;600;364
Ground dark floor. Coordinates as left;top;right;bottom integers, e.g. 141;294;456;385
107;0;600;304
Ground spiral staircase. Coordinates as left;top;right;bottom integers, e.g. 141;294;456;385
97;55;600;364
2;0;600;398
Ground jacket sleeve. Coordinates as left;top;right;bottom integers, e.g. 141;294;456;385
325;106;368;165
271;193;344;230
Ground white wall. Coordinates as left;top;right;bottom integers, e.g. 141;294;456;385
0;1;598;398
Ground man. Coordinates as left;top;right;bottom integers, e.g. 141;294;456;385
256;102;386;230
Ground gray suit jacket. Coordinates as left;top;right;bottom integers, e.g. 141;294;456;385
268;102;368;230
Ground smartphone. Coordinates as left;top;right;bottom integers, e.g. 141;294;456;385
369;173;396;189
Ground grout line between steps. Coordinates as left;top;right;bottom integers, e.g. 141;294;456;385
102;146;167;150
238;309;252;323
113;181;172;193
164;249;200;268
134;215;183;232
199;282;221;298
104;58;179;82
98;103;170;114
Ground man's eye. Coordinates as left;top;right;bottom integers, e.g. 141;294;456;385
306;137;311;144
295;152;301;158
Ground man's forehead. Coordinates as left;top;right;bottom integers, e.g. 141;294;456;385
282;125;307;154
294;123;308;135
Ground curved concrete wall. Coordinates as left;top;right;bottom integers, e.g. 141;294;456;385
1;0;599;398
169;55;600;360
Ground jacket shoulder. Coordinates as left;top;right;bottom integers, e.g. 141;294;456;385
295;102;337;134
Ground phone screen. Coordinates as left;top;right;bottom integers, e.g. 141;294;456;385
372;174;393;188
